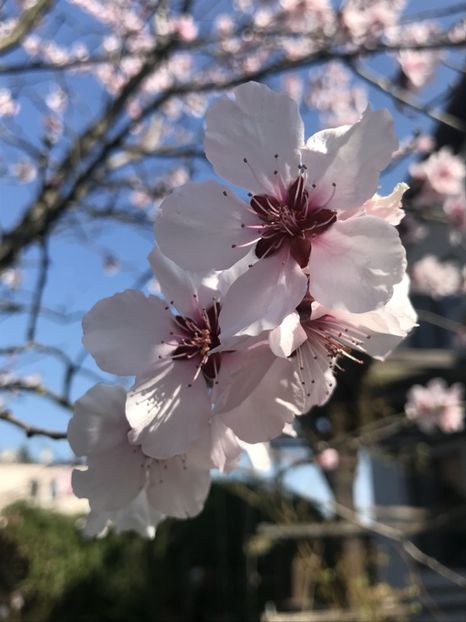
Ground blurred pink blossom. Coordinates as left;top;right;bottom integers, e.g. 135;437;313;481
405;379;464;434
315;447;339;471
411;255;462;298
0;89;20;117
396;23;441;90
12;160;38;183
410;148;466;198
173;15;198;42
443;192;466;233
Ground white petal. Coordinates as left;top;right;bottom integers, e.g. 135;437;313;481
148;246;222;316
205;82;303;194
155;180;258;271
188;418;242;473
269;312;308;358
296;341;336;410
84;492;164;539
332;274;417;360
82;290;174;376
362;182;408;225
302;108;397;213
127;359;211;459
214;344;276;414
219;250;308;342
309;216;406;313
72;444;146;512
218;357;302;443
147;456;211;518
83;510;109;538
68;384;128;457
111;491;164;538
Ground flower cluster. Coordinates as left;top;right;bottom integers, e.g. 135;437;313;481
405;378;464;434
68;82;416;538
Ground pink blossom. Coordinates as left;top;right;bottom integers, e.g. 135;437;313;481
102;34;121;54
315;447;339;471
45;87;68;114
0;18;18;41
282;74;304;103
411;255;462;299
0;89;20;117
405;379;464;434
11;160;37;183
280;0;335;34
43;115;63;142
361;182;408;226
307;63;368;127
396;23;441;91
22;34;41;56
410;148;466;198
82;248;283;458
443;192;466;232
131;189;152;209
267;275;417;410
215;14;235;36
68;384;235;537
155;82;406;322
173;15;198;42
167;167;190;187
71;42;89;62
413;134;435;154
0;268;22;290
397;49;440;91
341;0;405;42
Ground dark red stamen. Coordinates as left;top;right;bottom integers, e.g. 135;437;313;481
250;175;337;267
171;302;221;384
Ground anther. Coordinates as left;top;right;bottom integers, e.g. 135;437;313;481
223;190;228;196
243;157;248;163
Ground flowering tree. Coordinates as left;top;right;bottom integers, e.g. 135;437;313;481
1;0;466;617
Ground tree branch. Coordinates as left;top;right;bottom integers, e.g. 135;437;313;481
0;407;66;440
0;0;54;56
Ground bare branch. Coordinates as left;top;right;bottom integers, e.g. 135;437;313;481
348;60;466;133
0;0;54;56
26;238;49;341
0;407;66;440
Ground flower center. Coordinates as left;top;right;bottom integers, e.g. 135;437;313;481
170;302;221;384
250;175;337;267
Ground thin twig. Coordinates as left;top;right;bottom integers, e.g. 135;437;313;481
27;238;49;341
349;60;466;133
0;408;66;440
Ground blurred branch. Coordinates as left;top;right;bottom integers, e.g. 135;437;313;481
330;501;466;589
0;407;66;440
348;60;466;133
26;238;49;341
0;0;54;56
417;309;465;334
0;379;72;410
